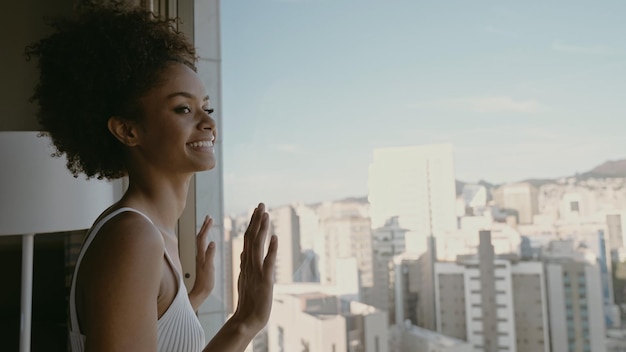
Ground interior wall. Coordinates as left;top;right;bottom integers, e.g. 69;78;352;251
1;0;75;131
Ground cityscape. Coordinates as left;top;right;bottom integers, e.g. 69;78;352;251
219;3;626;351
224;144;626;352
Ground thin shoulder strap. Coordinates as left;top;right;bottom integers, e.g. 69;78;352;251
68;207;155;334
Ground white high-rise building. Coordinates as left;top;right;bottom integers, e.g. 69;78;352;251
545;259;606;352
434;232;551;352
368;144;457;254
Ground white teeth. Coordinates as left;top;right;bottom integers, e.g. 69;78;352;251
188;140;213;148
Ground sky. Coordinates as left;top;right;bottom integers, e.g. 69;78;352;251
220;0;626;215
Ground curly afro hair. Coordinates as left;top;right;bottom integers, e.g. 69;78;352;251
25;2;197;180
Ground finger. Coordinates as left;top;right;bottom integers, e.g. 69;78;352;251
205;241;216;271
255;212;270;265
245;203;265;239
204;241;216;292
206;240;216;261
262;235;278;281
197;216;212;261
244;204;264;269
196;216;211;247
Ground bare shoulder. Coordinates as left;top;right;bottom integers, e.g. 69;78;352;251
77;210;165;347
81;210;165;275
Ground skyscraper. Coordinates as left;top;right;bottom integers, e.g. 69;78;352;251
368;144;457;255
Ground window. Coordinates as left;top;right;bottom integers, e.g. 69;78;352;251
221;2;623;351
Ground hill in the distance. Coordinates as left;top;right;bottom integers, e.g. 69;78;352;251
581;159;626;178
455;159;626;195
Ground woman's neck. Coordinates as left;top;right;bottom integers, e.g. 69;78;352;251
120;172;193;235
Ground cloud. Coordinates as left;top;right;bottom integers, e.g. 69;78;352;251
552;42;624;56
420;96;542;113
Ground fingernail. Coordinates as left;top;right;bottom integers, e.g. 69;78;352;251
209;241;215;249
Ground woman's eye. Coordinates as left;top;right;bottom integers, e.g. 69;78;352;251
204;108;214;115
175;106;192;114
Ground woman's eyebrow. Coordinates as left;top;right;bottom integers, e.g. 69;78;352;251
166;92;210;101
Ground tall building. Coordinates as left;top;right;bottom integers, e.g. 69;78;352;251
368;217;408;313
390;254;420;327
434;231;550;352
388;237;437;330
417;236;437;331
606;212;626;260
597;230;620;328
368;144;457;255
373;216;407;256
316;202;374;292
545;259;607;352
293;203;322;252
493;183;539;225
267;293;388;352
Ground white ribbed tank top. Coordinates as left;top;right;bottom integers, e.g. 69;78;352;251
68;207;206;351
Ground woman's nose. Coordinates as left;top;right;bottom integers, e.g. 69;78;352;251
199;113;216;131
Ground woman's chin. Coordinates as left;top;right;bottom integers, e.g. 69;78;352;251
198;159;217;172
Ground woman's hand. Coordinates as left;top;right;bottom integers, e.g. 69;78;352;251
189;215;215;311
202;203;278;351
233;203;278;334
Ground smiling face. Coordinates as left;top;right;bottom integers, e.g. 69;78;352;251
128;62;217;176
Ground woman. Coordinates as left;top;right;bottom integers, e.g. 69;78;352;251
26;2;278;351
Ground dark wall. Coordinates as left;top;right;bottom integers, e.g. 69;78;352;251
1;0;75;131
0;234;68;351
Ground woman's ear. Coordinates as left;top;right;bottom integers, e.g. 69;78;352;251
107;116;140;147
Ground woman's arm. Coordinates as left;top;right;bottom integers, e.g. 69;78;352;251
79;212;165;352
203;203;278;352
